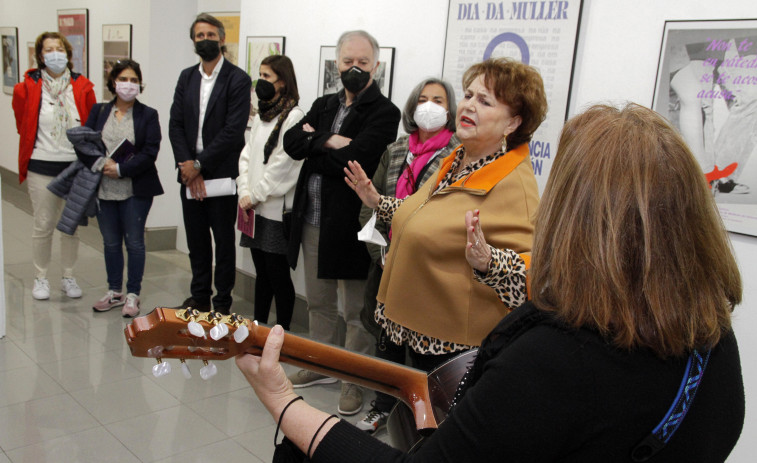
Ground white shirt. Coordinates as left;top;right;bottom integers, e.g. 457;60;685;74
195;56;225;154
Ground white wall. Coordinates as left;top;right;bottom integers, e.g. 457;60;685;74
0;1;755;459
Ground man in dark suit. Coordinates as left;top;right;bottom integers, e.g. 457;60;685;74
283;30;400;416
169;13;251;315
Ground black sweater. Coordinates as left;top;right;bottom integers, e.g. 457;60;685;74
314;302;744;462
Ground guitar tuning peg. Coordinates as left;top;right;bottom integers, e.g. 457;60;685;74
187;320;206;338
180;359;192;379
233;322;249;343
152;358;172;378
209;322;229;341
200;360;217;380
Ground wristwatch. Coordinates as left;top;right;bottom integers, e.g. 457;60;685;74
193;159;202;171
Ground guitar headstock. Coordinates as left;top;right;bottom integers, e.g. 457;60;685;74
124;307;265;379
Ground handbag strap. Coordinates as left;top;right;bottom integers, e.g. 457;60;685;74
631;348;711;461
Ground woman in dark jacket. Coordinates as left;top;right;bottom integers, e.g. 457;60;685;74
85;59;163;317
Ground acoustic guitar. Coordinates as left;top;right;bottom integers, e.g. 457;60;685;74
124;307;476;449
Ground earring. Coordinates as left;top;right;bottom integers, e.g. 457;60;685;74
501;134;507;153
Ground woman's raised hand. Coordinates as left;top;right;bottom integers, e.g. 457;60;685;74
465;209;492;273
344;160;380;209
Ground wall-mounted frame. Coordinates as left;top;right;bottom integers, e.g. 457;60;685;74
652;18;757;236
441;0;583;192
246;36;285;80
207;12;240;66
102;24;132;100
57;8;89;76
317;45;395;98
1;27;19;95
26;41;35;71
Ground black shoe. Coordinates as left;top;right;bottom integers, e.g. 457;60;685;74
173;297;211;311
213;306;231;315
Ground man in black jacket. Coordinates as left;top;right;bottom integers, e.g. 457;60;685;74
283;30;400;416
169;13;251;315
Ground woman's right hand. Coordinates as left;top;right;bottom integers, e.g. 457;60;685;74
344;160;380;209
239;195;254;211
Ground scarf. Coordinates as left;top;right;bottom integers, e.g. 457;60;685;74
395;128;454;199
42;68;78;148
258;96;297;164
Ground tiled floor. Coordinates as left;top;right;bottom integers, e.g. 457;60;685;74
0;200;377;462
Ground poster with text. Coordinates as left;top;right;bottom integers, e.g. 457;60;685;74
209;12;240;66
442;0;582;192
652;19;757;236
57;8;88;76
102;24;132;101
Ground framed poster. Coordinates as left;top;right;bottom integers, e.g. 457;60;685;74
652;19;757;236
208;12;240;65
27;41;35;70
57;8;88;76
317;45;395;98
102;24;132;100
1;27;19;94
246;36;285;79
442;0;583;191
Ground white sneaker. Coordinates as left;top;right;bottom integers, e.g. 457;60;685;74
356;402;390;434
32;278;50;300
61;278;83;298
122;293;140;318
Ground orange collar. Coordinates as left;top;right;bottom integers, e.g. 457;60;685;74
434;143;530;193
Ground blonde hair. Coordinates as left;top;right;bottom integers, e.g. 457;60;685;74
530;103;741;357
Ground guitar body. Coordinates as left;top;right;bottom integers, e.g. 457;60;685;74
387;349;478;452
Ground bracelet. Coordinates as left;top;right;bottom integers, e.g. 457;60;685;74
307;414;338;459
273;396;303;444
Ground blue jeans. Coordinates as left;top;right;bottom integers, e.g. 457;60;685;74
97;196;153;295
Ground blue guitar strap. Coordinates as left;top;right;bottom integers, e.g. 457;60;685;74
631;349;712;462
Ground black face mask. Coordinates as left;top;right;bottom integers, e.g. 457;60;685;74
255;79;277;101
194;39;220;62
340;66;371;94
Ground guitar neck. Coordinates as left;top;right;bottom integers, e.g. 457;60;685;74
125;308;438;431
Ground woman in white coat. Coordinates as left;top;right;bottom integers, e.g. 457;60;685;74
237;55;304;330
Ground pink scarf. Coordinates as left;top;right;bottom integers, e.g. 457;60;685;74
395;128;454;199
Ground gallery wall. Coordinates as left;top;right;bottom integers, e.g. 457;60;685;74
0;1;755;459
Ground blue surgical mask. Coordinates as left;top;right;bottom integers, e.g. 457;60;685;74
44;51;68;74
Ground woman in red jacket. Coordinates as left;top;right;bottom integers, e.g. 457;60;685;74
12;31;96;301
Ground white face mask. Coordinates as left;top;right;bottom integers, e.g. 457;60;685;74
115;81;140;102
43;51;68;75
414;101;448;132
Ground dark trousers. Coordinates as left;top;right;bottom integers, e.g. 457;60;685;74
97;196;153;295
251;248;295;330
180;187;237;309
373;330;463;413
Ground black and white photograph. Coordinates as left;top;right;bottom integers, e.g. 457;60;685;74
652;19;757;235
1;27;19;95
317;45;394;98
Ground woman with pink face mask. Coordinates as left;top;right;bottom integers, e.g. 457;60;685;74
84;59;163;317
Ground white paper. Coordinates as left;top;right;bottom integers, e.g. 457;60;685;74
357;211;387;247
185;177;237;199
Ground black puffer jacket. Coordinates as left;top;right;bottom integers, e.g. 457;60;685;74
47;126;105;234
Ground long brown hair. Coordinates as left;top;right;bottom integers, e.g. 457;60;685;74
530;103;741;357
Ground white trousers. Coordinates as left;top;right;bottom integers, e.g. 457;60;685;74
26;171;79;279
